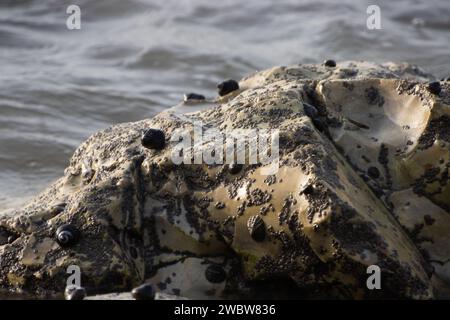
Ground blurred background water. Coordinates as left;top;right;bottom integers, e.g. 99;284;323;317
0;0;449;211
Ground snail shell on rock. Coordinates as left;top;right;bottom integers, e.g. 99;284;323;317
56;224;80;247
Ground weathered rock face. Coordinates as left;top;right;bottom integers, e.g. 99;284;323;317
0;61;449;299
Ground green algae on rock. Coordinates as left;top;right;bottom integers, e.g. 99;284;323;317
0;61;449;299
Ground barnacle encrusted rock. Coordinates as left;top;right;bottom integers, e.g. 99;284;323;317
0;61;449;299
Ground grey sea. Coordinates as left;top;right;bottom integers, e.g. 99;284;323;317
1;0;450;211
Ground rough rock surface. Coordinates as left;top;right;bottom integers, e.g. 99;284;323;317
84;292;188;300
1;61;449;299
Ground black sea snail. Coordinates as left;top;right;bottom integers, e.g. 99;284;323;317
205;265;226;283
184;93;206;102
131;283;155;300
228;163;243;175
367;166;380;179
64;285;86;300
427;81;441;95
324;59;336;67
56;224;80;247
141;128;166;150
247;215;266;242
217;79;239;96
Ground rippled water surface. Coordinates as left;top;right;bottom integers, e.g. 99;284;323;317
1;0;449;210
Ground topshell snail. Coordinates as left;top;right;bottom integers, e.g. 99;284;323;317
56;224;80;247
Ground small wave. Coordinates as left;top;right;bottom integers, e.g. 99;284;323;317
0;28;47;48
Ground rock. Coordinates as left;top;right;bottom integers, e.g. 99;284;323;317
303;103;319;118
85;292;134;300
155;292;189;300
49;203;66;216
65;285;86;300
0;226;18;246
131;283;155;300
85;291;189;300
1;61;449;299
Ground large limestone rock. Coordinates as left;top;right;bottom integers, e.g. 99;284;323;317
0;61;449;299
